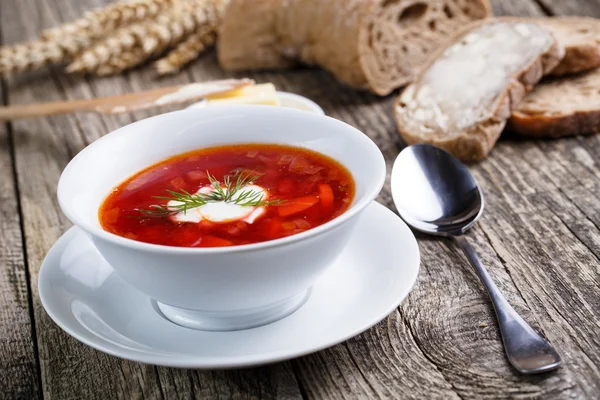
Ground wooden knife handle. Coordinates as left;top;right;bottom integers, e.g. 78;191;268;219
0;79;254;121
0;99;96;121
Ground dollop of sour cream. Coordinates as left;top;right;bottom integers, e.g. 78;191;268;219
168;184;267;224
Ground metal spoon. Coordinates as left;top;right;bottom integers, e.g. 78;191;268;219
391;144;561;374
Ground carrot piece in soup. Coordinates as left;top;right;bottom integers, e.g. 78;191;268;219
225;221;248;236
289;157;324;175
169;176;186;189
278;195;319;217
294;219;311;229
198;220;217;230
277;154;294;166
201;235;233;247
259;217;283;239
176;225;203;247
186;170;207;182
103;207;120;224
282;221;296;231
318;183;334;210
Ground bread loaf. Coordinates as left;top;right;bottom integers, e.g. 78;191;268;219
510;68;600;137
394;20;564;161
217;0;491;95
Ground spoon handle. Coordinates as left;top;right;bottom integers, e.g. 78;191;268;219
453;235;561;374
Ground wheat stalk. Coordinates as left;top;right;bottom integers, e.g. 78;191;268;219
0;33;93;75
0;0;229;77
41;0;178;41
0;0;179;76
154;26;217;75
0;40;78;75
96;48;149;76
67;0;220;75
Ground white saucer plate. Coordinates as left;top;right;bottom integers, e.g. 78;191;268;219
186;91;325;115
39;202;419;369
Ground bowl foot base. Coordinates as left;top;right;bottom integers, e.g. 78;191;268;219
155;289;311;331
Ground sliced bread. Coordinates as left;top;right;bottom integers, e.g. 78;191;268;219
509;68;600;137
394;20;564;161
524;17;600;76
218;0;491;96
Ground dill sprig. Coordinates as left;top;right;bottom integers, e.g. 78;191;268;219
137;170;283;217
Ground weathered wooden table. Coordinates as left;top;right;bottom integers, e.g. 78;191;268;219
2;0;600;398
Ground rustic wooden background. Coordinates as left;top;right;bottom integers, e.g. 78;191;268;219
2;0;600;398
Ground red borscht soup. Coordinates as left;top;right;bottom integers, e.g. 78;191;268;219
99;144;355;247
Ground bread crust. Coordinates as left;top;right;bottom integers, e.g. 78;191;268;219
552;43;600;76
218;0;491;95
394;19;565;161
509;67;600;138
509;109;600;138
218;0;373;88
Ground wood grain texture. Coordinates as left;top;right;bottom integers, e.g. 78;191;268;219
0;4;42;396
0;86;41;399
1;1;167;399
1;0;600;399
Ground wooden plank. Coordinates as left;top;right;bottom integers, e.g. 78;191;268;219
0;86;42;399
398;230;582;398
1;1;165;399
533;0;600;247
469;141;600;397
0;1;42;396
293;310;460;399
157;364;303;399
523;137;600;260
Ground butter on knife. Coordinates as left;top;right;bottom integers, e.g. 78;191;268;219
205;83;280;106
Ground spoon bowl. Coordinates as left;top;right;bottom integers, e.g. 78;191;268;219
391;144;561;375
391;144;483;236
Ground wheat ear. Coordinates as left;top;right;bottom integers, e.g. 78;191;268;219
67;0;218;75
154;26;217;75
41;0;178;41
0;39;85;75
95;48;149;76
0;0;179;76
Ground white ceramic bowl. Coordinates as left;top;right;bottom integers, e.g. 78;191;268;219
57;105;386;331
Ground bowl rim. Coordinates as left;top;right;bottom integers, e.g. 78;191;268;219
58;105;386;254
